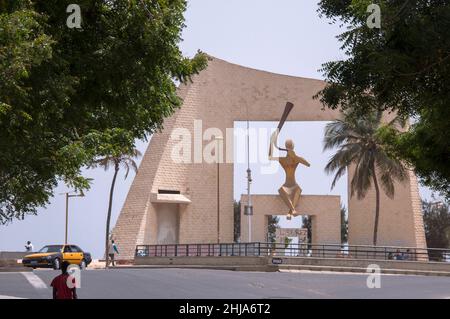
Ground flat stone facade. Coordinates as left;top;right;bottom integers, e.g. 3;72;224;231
112;56;427;260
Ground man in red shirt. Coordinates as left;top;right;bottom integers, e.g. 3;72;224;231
51;261;78;299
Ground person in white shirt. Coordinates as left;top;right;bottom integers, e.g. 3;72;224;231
107;240;119;267
25;241;33;252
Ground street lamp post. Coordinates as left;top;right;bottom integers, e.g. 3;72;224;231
244;120;253;243
215;136;223;244
245;168;253;242
61;191;84;244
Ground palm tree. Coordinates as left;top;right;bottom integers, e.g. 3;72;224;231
323;111;407;245
90;148;141;268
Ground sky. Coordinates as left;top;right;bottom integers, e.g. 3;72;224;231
0;1;437;258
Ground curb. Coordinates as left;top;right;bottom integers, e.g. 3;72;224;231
0;267;31;273
100;264;450;277
103;265;278;272
278;264;450;277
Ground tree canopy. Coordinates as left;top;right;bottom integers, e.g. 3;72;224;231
316;0;450;198
423;200;450;250
0;0;207;224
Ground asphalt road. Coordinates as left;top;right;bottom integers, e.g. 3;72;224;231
0;268;449;299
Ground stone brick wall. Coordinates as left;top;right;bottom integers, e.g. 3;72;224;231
112;56;427;260
347;167;427;248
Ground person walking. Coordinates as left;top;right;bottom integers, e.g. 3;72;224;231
24;241;33;252
107;240;119;267
50;261;77;299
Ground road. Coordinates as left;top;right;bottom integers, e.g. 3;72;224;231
0;268;449;299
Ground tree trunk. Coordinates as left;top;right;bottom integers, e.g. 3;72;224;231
105;164;119;269
372;162;381;246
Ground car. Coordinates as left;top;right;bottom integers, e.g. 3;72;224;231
22;244;92;270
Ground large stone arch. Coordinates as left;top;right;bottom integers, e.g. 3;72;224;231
112;56;426;259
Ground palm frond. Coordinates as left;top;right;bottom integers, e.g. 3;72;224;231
325;143;361;174
330;166;347;190
123;163;130;179
323;120;361;150
350;150;374;200
88;148;141;178
121;151;140;179
374;149;407;197
380;171;395;198
325;143;363;189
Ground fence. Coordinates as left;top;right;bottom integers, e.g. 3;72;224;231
135;242;450;262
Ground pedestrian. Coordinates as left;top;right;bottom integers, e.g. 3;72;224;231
50;261;77;299
108;239;119;267
24;241;33;252
404;249;411;261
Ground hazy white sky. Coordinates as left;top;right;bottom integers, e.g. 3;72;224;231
0;1;436;257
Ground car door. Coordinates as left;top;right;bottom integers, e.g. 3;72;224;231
70;245;84;264
62;245;76;264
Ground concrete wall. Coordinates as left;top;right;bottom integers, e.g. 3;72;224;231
348;169;427;247
278;256;450;272
134;255;450;273
0;252;27;269
113;56;427;260
0;252;27;259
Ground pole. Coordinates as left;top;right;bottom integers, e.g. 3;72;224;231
247;168;252;243
65;193;69;244
61;191;84;245
216;136;223;244
246;120;252;243
217;158;220;244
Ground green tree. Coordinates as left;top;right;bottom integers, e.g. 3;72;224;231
316;0;450;198
422;199;450;261
284;236;292;249
89;146;141;268
233;200;241;242
302;216;312;246
267;216;280;243
323;110;407;245
0;0;207;224
341;203;348;244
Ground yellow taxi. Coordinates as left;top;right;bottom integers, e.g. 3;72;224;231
22;244;92;270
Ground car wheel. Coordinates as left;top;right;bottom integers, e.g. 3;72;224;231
53;258;61;270
79;259;87;270
32;267;36;270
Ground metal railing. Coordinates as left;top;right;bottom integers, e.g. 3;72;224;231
136;242;263;258
135;242;450;263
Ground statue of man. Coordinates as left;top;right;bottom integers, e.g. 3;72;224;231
269;130;310;220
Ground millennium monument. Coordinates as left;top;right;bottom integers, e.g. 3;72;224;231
112;56;427;260
268;102;311;220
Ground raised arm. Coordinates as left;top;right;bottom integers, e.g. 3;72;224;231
268;130;280;161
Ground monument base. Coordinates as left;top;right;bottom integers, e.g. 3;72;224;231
240;194;341;245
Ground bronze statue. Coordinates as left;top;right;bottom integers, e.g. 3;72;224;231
269;103;310;220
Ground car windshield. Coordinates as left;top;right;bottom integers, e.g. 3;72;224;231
38;245;63;253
